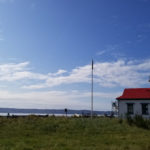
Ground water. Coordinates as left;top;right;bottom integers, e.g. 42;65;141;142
0;113;75;117
0;113;106;117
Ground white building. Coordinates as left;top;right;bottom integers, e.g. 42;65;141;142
116;88;150;118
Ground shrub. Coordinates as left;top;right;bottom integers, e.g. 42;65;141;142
125;114;150;129
118;118;123;124
133;115;150;129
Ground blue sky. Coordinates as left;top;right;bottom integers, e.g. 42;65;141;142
0;0;150;110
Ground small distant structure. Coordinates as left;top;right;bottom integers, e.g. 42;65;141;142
7;113;10;118
116;88;150;118
64;108;68;117
111;101;118;116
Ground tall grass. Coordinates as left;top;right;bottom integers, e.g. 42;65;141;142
0;116;149;150
126;115;150;129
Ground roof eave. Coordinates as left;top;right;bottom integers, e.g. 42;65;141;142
116;98;150;100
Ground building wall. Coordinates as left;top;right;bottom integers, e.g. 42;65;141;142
118;100;150;118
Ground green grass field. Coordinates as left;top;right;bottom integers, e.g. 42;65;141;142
0;116;150;150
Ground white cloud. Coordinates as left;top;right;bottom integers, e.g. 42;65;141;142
0;71;47;81
23;64;91;89
0;61;29;72
23;59;150;89
0;62;47;81
1;59;150;89
0;90;120;110
1;59;150;110
48;69;67;76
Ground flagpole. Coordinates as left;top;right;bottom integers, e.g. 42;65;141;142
91;59;94;119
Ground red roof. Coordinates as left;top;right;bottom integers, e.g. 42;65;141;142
116;88;150;100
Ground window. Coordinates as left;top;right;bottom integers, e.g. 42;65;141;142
127;103;134;115
142;104;149;115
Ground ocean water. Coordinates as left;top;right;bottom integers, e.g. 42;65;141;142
0;113;106;117
0;113;75;117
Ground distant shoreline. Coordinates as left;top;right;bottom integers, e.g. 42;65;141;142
0;108;112;116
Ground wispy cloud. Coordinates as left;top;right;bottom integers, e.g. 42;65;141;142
96;45;125;58
22;59;150;89
96;50;107;56
0;62;48;81
0;62;66;82
0;59;150;110
94;60;149;87
48;69;67;76
1;59;150;89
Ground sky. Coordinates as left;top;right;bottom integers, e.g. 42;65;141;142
0;0;150;110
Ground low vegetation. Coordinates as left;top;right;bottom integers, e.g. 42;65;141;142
0;116;149;150
126;115;150;129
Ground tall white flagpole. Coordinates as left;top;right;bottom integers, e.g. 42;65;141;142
91;59;94;119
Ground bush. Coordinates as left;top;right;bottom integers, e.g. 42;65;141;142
118;118;123;124
133;115;150;129
125;114;150;129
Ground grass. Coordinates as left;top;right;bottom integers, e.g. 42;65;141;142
0;116;149;150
